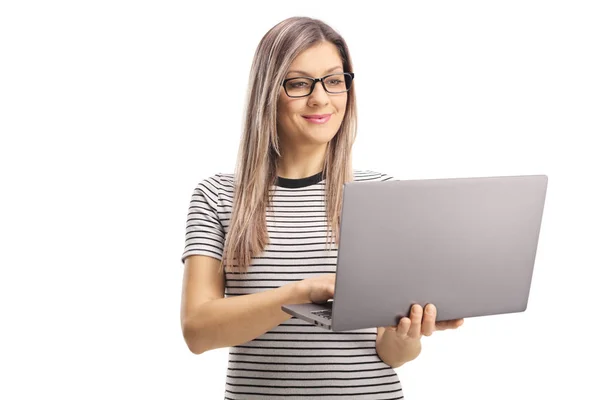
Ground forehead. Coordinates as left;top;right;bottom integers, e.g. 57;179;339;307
287;41;344;76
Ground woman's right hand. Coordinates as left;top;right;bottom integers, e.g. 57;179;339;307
295;273;336;304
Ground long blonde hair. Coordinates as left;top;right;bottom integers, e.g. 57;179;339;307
221;17;357;274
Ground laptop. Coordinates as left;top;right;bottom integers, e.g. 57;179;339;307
282;174;548;331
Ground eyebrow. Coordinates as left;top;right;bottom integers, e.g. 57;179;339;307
286;66;344;76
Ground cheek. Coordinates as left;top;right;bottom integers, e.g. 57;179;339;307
278;99;302;122
335;97;348;118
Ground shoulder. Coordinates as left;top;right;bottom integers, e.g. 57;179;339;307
195;172;234;191
192;172;235;203
352;169;395;182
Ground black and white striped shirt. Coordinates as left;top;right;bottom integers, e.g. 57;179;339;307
181;170;403;399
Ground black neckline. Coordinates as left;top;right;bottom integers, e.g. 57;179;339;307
275;171;325;188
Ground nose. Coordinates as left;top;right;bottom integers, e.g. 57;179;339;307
307;80;329;107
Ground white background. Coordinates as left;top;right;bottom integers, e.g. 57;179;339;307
1;1;599;399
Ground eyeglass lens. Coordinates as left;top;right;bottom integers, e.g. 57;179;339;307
284;73;352;97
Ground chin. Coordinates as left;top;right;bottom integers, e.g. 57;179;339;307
303;123;342;142
305;131;338;146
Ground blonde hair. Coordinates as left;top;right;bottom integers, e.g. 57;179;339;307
221;17;357;274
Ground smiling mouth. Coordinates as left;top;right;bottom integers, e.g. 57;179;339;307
302;114;332;124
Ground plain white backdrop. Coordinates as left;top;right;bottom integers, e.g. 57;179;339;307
1;1;599;399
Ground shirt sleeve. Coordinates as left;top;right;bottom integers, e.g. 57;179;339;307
181;174;226;264
379;171;395;181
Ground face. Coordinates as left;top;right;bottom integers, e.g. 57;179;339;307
277;41;348;149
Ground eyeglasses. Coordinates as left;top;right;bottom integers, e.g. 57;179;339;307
281;72;354;98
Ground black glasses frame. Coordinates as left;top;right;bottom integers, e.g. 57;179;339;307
281;72;354;98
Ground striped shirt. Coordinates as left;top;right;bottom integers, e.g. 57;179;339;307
181;170;403;399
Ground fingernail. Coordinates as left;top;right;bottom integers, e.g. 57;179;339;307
426;305;435;315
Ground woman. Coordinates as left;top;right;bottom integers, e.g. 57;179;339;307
180;16;463;399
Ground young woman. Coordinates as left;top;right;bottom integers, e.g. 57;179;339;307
180;16;463;399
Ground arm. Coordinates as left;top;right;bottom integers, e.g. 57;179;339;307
180;255;310;355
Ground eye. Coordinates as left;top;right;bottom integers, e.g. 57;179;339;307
290;81;308;88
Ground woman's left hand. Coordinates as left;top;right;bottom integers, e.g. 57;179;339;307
376;304;464;367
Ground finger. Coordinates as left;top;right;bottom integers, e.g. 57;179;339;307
421;304;437;336
396;317;411;337
435;318;464;331
434;321;450;331
406;304;423;339
329;274;336;295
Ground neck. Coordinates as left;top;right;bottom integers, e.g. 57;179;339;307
276;142;328;179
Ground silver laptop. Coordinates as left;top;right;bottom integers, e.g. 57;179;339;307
282;174;548;331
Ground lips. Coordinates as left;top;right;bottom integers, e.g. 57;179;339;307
302;114;332;124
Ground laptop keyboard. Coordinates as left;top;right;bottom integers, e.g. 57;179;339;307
311;309;332;320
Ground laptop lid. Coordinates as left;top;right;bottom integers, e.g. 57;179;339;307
330;175;548;332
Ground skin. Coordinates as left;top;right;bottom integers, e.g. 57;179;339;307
376;304;465;368
276;41;347;179
277;41;464;368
